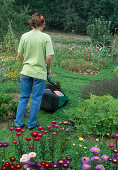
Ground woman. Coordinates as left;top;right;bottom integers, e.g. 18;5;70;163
14;13;54;130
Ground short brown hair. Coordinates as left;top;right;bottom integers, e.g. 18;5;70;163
28;13;45;28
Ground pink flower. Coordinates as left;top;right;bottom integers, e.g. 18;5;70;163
52;132;57;135
16;132;22;136
37;126;43;130
12;140;17;144
114;134;118;139
46;126;51;129
37;134;43;137
51;121;57;124
9;127;14;131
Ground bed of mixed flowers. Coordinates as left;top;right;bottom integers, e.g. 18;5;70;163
0;121;118;170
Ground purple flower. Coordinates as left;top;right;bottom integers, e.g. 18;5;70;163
58;121;63;125
91;156;101;163
65;128;70;132
108;157;112;162
112;148;118;153
0;142;3;147
90;147;100;154
101;154;109;161
95;164;105;170
82;157;90;164
63;121;69;125
65;157;72;161
82;164;91;170
27;162;44;170
3;142;8;147
61;162;70;168
112;158;118;164
51;164;59;168
57;159;66;166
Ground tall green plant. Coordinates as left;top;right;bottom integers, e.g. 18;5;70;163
1;20;18;53
87;17;112;48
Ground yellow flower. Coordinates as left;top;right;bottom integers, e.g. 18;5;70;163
84;147;87;149
73;143;76;146
106;133;110;136
79;144;82;147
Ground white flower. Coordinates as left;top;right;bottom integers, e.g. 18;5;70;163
29;152;36;158
22;154;29;158
79;137;84;141
20;157;30;163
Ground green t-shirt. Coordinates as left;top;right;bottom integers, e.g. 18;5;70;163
18;30;54;80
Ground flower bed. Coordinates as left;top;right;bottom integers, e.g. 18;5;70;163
0;121;118;169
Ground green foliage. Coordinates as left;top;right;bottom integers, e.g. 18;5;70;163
113;66;118;76
0;94;17;122
87;17;112;47
81;77;118;99
64;94;118;137
1;20;18;53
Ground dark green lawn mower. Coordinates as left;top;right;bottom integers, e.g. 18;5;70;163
40;74;68;112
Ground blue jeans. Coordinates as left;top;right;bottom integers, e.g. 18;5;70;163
14;75;46;129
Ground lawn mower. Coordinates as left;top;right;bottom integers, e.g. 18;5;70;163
40;74;68;112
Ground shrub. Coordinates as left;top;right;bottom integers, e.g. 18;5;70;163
113;66;118;76
64;94;118;137
87;17;112;48
0;94;17;122
81;77;118;99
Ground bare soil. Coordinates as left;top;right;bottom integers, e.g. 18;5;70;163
44;30;90;41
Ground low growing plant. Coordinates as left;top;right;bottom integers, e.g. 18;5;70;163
81;77;118;99
64;94;118;137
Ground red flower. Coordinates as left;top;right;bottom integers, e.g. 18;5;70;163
9;164;16;170
44;162;52;168
114;134;118;139
16;132;22;136
15;164;22;169
9;127;14;131
5;162;11;167
9;157;16;162
15;127;22;132
44;131;48;134
21;129;25;133
109;144;114;148
34;137;40;141
1;165;7;170
25;137;31;141
40;161;46;167
37;134;43;137
37;126;43;130
46;126;51;129
12;140;17;144
29;145;34;149
31;132;38;138
51;121;57;124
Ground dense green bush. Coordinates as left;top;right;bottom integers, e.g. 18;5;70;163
64;95;118;137
81;77;118;99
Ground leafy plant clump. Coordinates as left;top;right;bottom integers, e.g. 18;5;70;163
64;94;118;137
81;77;118;99
0;94;17;122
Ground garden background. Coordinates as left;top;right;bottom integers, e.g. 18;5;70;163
0;0;118;169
